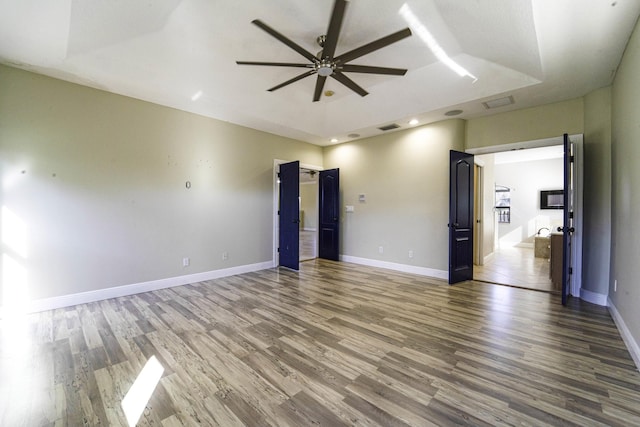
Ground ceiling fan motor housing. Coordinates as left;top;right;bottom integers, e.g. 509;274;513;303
316;58;335;76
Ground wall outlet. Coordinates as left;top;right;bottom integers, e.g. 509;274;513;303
378;246;384;254
182;257;190;267
614;279;617;292
222;252;229;260
408;250;414;258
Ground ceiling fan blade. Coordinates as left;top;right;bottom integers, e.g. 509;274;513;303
340;64;407;75
252;19;317;62
236;61;313;68
268;70;316;92
331;72;368;97
322;0;348;60
335;28;412;64
313;75;327;102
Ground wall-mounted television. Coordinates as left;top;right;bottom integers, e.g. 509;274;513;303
540;189;564;210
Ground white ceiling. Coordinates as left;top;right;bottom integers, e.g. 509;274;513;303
1;0;638;146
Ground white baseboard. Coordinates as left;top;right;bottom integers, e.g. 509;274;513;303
515;242;534;248
3;261;273;317
580;288;608;306
483;252;494;264
302;227;317;232
608;298;640;371
340;255;448;280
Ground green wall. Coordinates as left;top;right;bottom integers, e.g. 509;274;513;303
466;98;584;149
323;119;465;273
0;65;322;304
583;87;613;297
610;15;640;349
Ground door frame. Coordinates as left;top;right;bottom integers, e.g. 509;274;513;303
473;160;485;266
272;159;323;267
300;168;320;261
466;135;583;296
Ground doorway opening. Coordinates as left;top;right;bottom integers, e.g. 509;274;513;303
466;135;583;296
272;160;323;269
299;168;319;262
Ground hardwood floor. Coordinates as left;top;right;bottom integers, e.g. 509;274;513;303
1;260;639;426
474;246;555;292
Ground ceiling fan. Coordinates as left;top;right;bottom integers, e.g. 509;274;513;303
236;0;412;102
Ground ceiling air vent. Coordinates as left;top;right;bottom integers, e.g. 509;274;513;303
482;96;515;109
378;123;400;131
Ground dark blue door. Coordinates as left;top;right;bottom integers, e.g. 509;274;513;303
319;168;340;261
279;161;300;270
449;150;474;284
560;133;574;305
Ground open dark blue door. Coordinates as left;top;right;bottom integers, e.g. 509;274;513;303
560;133;574;305
279;161;300;270
319;168;340;261
449;150;474;284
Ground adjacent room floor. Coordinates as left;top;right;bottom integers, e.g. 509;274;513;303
1;259;638;426
474;246;556;292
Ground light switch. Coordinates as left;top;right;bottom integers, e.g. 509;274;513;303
359;194;366;202
345;205;355;213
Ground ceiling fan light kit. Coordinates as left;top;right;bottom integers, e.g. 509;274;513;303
236;0;412;102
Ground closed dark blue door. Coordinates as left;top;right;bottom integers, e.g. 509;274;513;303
449;150;474;284
279;161;300;270
319;168;340;261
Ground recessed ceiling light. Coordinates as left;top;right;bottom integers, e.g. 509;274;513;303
445;109;463;116
409;119;419;126
330;138;339;143
191;90;203;101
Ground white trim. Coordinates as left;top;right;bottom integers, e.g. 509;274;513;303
608;298;640;371
340;255;448;280
514;242;534;249
579;288;608;306
483;252;495;264
302;227;317;232
466;135;570;155
1;261;273;317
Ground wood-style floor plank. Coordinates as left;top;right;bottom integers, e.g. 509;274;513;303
1;259;639;426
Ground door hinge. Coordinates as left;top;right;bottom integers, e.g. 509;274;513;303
277;172;281;178
569;267;573;275
277;210;280;215
570;155;575;163
569;211;574;219
277;247;280;253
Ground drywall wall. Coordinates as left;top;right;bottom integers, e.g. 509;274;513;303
582;87;612;296
0;65;322;306
322;119;465;273
466;98;584;150
610;16;640;356
493;158;564;247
